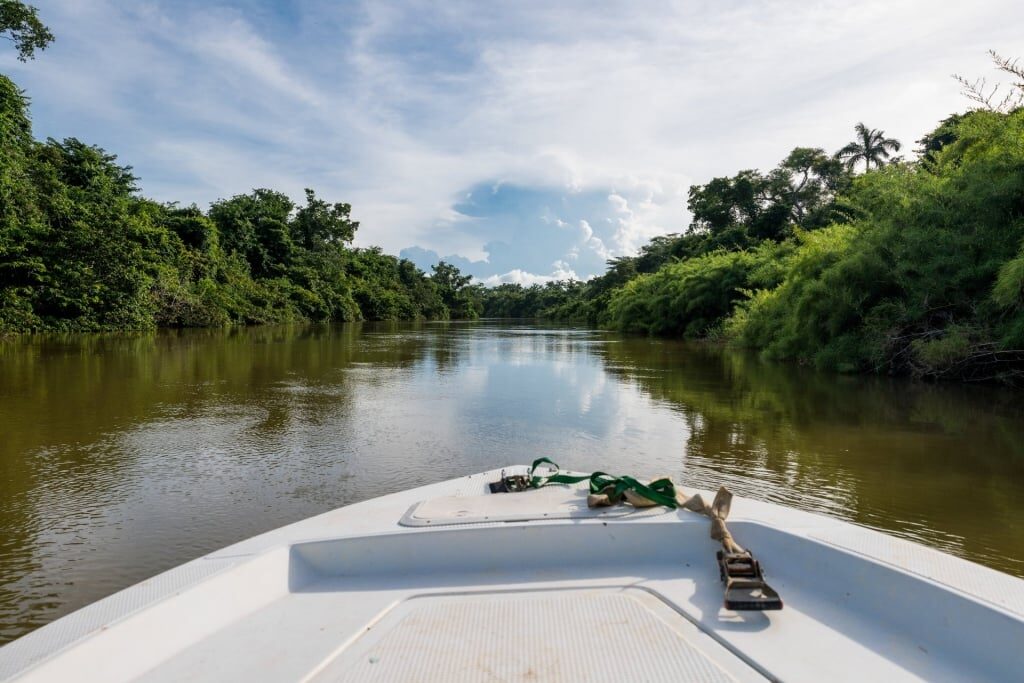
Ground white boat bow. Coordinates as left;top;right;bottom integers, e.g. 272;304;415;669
1;466;1022;682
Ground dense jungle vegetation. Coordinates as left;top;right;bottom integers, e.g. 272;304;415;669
0;81;485;329
480;54;1024;383
0;4;484;332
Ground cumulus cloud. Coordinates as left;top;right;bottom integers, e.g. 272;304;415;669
578;220;613;261
607;189;672;257
481;259;580;287
10;0;1024;282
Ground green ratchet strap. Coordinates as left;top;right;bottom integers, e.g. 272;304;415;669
527;457;679;509
522;458;784;611
527;457;591;487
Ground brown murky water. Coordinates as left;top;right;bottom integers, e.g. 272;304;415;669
2;322;1023;644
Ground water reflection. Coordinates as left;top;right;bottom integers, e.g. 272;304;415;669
598;338;1024;575
2;322;1023;644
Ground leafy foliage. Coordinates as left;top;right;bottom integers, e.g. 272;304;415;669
0;74;466;332
0;0;53;62
482;56;1024;383
481;280;584;319
687;146;850;242
607;245;788;338
728;109;1024;380
431;261;483;319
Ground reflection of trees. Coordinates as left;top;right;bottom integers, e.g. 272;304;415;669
0;322;442;643
420;320;464;375
596;337;1024;576
0;322;449;497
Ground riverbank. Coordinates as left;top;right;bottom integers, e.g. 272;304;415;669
480;105;1024;385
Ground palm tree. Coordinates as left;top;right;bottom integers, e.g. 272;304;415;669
837;123;901;173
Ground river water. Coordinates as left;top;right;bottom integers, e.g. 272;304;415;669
2;321;1023;644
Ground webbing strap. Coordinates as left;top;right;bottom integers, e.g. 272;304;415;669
527;458;679;509
521;459;777;610
527;457;592;488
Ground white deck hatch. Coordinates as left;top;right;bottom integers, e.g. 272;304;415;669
400;485;668;526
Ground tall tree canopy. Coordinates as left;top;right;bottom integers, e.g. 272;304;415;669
292;188;358;250
0;69;465;330
431;261;482;319
209;189;295;278
836;123;901;172
686;146;850;242
0;0;53;61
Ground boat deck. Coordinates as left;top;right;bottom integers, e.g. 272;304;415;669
2;469;1023;682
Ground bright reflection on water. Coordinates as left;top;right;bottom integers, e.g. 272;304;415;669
2;321;1023;643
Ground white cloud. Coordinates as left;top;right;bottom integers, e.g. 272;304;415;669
607;187;676;257
481;259;580;287
186;18;323;107
578;219;613;261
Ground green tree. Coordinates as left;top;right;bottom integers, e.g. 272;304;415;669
730;108;1024;381
687;171;763;236
209;189;295;278
0;74;42;328
347;247;420;320
431;261;472;291
836;123;901;172
0;0;53;61
0;71;455;332
916;113;969;164
776;147;850;228
687;147;849;243
431;261;481;319
398;257;446;318
29;138;162;330
607;245;788;338
291;188;358;250
161;204;218;251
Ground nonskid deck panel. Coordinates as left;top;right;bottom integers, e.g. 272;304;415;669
309;589;763;682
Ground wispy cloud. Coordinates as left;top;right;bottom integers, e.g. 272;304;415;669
185;15;323;107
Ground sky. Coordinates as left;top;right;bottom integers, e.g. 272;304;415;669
6;1;1023;284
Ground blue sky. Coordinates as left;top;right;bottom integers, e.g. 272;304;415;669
7;1;1023;284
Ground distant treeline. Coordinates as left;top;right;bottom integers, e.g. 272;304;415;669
480;55;1024;383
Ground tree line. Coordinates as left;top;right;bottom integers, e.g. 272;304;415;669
0;3;486;332
0;103;484;330
480;53;1024;383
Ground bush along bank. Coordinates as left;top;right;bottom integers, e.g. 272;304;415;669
481;57;1024;383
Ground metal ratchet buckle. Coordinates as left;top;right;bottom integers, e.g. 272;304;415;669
717;550;784;611
488;469;530;493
